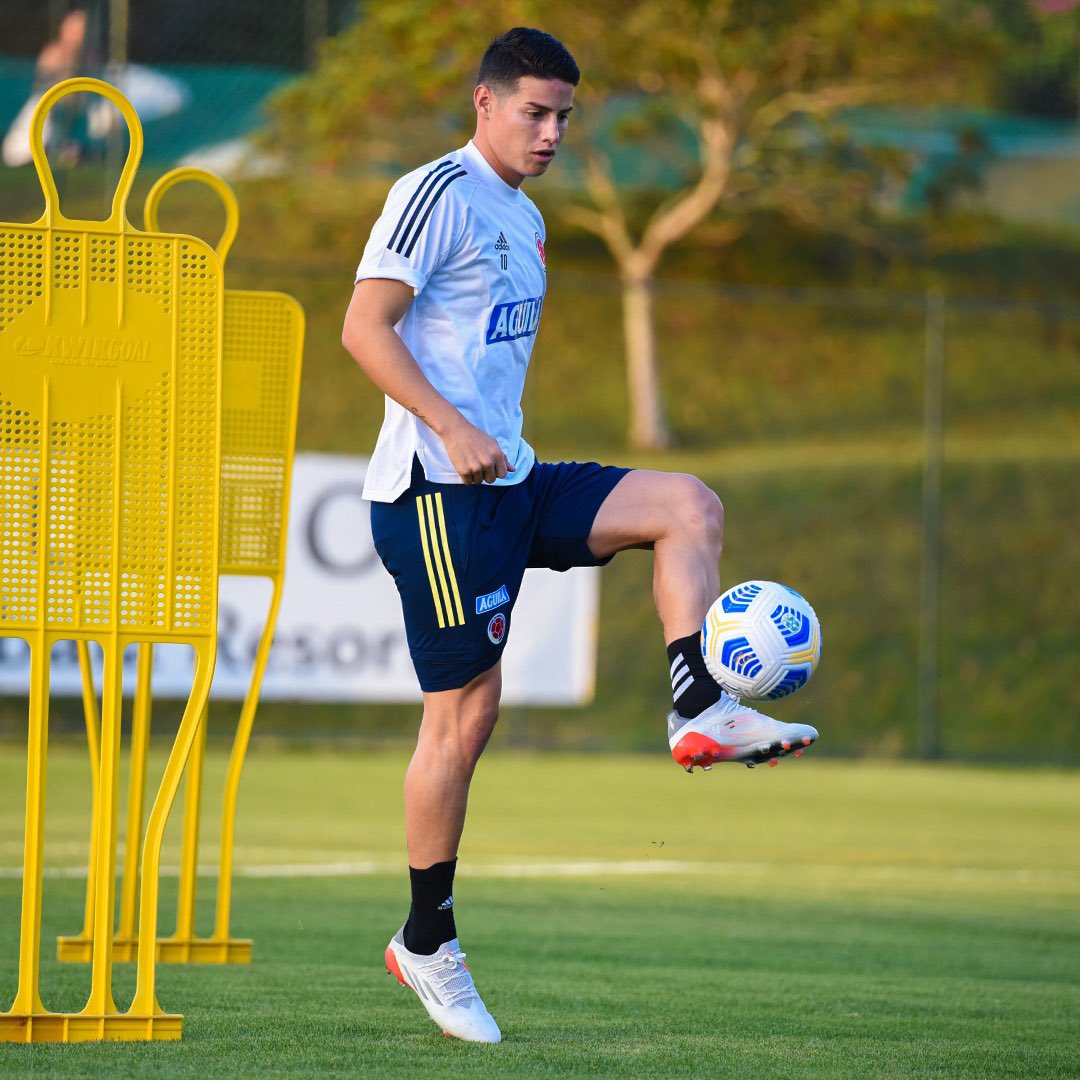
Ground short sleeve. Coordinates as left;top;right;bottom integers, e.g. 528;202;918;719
355;160;470;294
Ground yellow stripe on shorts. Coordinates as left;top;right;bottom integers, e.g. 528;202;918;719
433;492;466;625
424;494;458;626
415;496;446;628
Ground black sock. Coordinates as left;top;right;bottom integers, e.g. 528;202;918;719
667;632;722;719
403;858;457;955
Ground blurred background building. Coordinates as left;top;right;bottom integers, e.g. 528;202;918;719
0;0;357;171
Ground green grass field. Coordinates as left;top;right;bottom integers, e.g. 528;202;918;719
1;746;1077;1077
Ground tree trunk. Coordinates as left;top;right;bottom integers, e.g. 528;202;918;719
621;273;669;450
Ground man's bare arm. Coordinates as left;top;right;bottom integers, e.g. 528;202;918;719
342;279;512;484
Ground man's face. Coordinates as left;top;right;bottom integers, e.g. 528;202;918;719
476;76;575;186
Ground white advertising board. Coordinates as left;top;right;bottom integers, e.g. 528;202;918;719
0;454;600;706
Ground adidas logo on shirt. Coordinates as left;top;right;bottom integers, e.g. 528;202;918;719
494;231;510;251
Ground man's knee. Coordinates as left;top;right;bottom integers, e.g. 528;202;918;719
458;702;499;765
419;697;499;770
668;474;724;547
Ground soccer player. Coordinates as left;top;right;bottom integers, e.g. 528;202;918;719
342;28;818;1043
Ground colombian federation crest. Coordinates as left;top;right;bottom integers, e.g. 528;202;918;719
487;612;507;645
535;232;546;270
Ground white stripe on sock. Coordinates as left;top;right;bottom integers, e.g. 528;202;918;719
672;673;694;701
670;662;689;689
670;654;686;678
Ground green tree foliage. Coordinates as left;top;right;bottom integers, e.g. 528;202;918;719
979;0;1080;117
265;1;997;448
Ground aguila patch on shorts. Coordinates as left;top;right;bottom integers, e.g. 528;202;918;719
487;612;507;645
476;585;510;615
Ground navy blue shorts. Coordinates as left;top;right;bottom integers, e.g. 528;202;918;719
370;457;631;692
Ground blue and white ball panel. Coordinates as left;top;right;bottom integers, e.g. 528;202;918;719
768;664;811;700
720;581;763;613
719;635;764;683
769;604;813;648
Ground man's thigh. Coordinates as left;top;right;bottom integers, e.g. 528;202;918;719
586;469;707;560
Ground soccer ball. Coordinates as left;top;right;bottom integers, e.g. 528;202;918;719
701;581;822;701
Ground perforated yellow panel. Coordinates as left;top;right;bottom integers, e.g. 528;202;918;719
0;407;41;625
219;290;303;574
0;234;220;637
173;242;219;627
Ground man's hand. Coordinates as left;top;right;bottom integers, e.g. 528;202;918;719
441;415;514;485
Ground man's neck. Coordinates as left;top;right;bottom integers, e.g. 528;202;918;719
470;132;524;190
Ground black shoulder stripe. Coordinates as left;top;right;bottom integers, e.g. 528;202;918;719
387;160;455;252
398;169;468;258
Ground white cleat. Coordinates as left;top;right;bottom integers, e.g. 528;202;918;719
385;928;502;1043
669;691;818;771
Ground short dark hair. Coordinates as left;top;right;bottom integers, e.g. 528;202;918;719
477;27;579;94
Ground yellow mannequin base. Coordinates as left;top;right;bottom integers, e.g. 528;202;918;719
0;1009;182;1043
57;934;253;965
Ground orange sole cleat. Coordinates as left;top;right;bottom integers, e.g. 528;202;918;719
671;719;819;772
385;945;408;987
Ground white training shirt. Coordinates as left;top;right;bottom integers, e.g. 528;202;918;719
356;140;547;502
